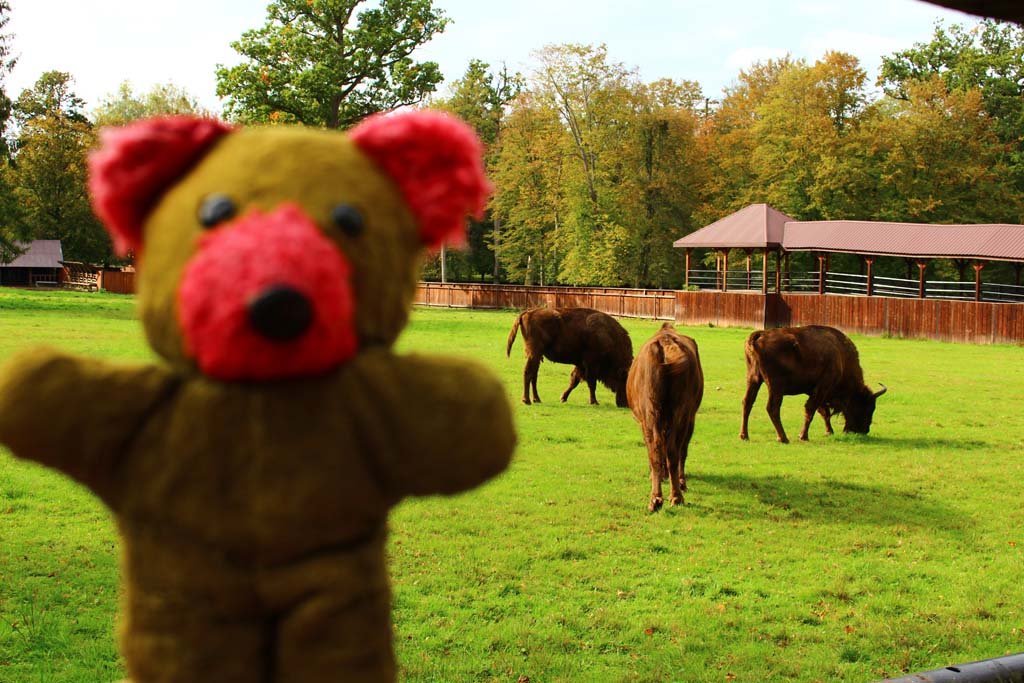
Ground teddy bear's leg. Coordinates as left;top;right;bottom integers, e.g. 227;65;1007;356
122;612;271;683
275;588;395;682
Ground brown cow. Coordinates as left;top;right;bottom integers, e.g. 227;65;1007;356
506;307;633;407
739;325;887;444
627;323;704;512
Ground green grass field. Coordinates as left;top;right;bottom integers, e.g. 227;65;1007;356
1;288;1022;682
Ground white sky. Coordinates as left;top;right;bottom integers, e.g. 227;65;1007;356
5;0;985;116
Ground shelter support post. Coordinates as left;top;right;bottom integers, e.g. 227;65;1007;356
865;257;874;297
974;262;985;302
818;254;827;295
784;252;790;291
684;248;691;289
744;249;752;290
775;251;782;292
721;248;730;292
917;261;928;298
761;248;768;294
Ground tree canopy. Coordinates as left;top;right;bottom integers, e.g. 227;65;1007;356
216;0;448;128
12;72;113;264
93;81;209;127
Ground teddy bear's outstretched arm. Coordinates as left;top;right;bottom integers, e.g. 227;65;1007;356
345;350;516;499
0;348;178;502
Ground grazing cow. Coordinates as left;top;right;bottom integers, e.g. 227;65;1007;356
506;307;633;407
739;325;887;443
627;323;704;512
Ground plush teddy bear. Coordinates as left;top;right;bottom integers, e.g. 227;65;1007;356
0;111;516;682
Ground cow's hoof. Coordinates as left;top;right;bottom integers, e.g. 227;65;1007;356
777;436;789;444
739;433;748;440
559;396;568;403
669;495;683;506
648;498;663;513
799;435;809;441
521;398;531;405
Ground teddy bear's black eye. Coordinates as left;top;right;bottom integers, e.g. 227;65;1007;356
198;194;237;228
331;204;364;237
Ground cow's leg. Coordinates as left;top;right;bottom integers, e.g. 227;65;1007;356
560;367;582;403
765;390;789;444
740;378;762;440
645;429;664;512
522;356;542;405
648;460;664;512
677;420;695;494
666;447;683;507
817;407;834;436
798;395;831;444
586;375;599;405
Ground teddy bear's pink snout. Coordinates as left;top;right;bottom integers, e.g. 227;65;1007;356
177;203;359;380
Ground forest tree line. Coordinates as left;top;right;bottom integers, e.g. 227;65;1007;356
1;0;1022;287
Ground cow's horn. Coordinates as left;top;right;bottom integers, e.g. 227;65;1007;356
873;383;887;398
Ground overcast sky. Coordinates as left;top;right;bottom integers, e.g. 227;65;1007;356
5;0;986;116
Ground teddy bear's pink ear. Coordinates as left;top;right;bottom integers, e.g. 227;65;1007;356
88;116;235;256
349;110;492;248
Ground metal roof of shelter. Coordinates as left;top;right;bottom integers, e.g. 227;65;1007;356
784;221;1024;262
1;240;64;268
675;205;1024;263
673;203;792;249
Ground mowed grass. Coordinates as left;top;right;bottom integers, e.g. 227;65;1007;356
1;288;1023;682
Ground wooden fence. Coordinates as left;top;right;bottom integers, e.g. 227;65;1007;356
416;282;1024;345
98;270;136;295
88;277;1022;344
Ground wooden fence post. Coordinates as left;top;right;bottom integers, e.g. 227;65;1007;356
917;261;928;298
974;262;985;302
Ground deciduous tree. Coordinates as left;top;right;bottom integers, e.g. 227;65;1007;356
12;72;113;264
216;0;447;129
93;81;209;127
0;0;21;262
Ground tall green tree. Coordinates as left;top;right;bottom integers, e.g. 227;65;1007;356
429;59;522;282
93;81;209;127
216;0;447;129
879;20;1024;189
752;52;868;220
695;56;795;227
530;43;639;285
12;72;113;264
0;0;22;262
491;92;570;285
618;79;704;288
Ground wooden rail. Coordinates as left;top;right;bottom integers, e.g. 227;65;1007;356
80;276;1023;344
417;283;1024;345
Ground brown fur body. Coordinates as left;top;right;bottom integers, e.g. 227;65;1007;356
506;307;633;407
626;324;704;512
740;325;886;443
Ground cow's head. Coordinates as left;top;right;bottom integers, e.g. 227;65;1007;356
842;383;887;434
88;112;489;381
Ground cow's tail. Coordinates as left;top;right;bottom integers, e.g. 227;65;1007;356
659;335;692;376
506;312;525;357
744;330;766;377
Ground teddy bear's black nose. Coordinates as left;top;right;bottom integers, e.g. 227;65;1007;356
247;285;313;342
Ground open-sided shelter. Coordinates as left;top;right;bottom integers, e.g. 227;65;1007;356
675;205;1024;302
0;240;64;287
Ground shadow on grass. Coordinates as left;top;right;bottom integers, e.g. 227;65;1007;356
693;471;969;536
853;434;991;451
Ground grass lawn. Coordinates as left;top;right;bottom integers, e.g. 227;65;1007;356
1;288;1022;682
